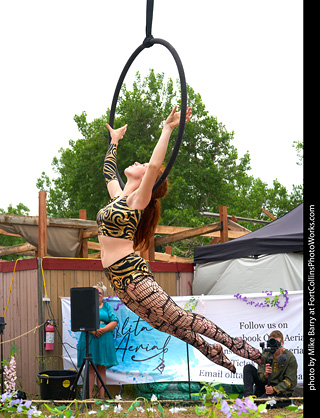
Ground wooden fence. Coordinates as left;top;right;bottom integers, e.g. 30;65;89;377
0;257;193;395
0;191;272;396
0;191;256;261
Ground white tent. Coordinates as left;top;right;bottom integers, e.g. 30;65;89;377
193;204;303;295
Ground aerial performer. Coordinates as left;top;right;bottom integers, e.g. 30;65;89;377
96;105;264;373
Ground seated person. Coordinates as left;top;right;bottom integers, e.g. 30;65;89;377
243;330;297;408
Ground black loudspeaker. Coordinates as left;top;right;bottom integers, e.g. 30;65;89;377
70;287;99;332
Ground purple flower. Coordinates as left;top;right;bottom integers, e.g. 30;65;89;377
234;289;289;310
220;400;231;417
276;289;289;310
0;393;11;402
27;408;39;417
210;391;223;403
233;398;248;414
243;397;257;411
263;290;273;296
24;400;32;408
210;394;218;404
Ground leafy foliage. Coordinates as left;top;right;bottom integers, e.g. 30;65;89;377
0;203;30;261
35;70;302;256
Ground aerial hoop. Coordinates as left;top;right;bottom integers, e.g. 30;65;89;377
108;0;187;191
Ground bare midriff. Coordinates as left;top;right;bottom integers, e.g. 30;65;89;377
98;235;135;268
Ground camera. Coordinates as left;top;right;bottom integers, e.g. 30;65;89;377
261;338;281;354
260;338;281;367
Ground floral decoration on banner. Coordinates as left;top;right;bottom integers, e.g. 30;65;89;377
183;296;199;312
233;288;289;310
182;295;207;315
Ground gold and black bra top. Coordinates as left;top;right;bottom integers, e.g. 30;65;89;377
96;196;143;240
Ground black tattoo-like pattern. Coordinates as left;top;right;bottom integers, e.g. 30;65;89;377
115;275;263;372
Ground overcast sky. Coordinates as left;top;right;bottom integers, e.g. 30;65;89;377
0;0;303;216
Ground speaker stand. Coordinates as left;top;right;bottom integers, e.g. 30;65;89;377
69;332;112;406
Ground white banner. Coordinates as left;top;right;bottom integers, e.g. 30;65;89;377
61;291;303;385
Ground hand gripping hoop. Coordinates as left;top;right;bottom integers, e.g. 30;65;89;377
108;0;187;191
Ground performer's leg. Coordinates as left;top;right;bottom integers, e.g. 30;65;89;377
123;276;263;365
116;288;236;372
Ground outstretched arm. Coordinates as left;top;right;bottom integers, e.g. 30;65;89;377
131;105;191;209
104;123;127;198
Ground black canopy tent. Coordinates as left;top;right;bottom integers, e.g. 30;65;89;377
194;203;303;264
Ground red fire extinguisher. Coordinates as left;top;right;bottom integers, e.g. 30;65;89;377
45;321;55;351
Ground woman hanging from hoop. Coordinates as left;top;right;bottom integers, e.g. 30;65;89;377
97;106;263;373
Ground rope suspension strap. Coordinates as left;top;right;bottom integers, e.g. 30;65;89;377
108;0;187;191
144;0;154;47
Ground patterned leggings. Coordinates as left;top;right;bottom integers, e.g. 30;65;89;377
116;275;263;373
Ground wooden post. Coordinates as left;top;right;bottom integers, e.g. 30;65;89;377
209;237;221;245
139;236;155;261
165;245;172;255
219;205;228;243
37;191;47;257
149;236;155;262
79;209;88;258
262;208;277;220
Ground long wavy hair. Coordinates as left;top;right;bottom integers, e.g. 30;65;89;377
133;165;168;252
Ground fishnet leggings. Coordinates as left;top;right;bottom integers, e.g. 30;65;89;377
116;276;263;373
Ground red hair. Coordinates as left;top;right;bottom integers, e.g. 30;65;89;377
133;165;168;252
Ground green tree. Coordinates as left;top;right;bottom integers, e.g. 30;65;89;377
0;203;30;261
36;70;303;255
293;140;303;166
